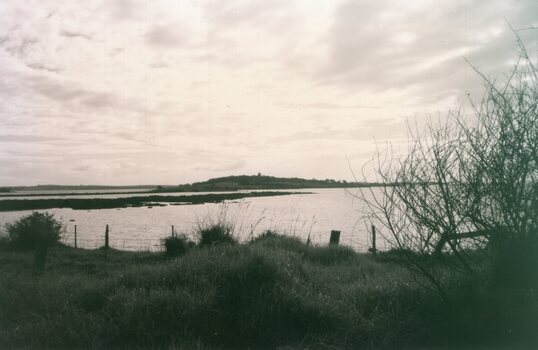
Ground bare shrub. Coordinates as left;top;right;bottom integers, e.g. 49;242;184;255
359;35;537;298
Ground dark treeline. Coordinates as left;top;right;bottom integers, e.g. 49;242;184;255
0;191;301;212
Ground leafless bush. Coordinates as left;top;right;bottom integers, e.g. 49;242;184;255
359;34;537;298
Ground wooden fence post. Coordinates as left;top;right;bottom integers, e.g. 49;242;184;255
369;225;377;255
329;230;341;245
171;225;175;238
105;225;109;249
74;225;77;248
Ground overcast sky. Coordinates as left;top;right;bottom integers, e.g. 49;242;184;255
0;0;536;186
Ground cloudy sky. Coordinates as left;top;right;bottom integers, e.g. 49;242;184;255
0;0;536;185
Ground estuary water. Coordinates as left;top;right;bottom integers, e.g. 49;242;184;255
0;188;389;252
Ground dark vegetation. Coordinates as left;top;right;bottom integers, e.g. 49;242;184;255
0;191;301;212
198;224;238;247
349;33;538;350
359;34;537;301
152;174;380;192
5;212;63;250
162;235;194;257
3;212;64;274
1;227;536;349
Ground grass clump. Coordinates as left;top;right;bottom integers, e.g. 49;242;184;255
162;234;193;257
198;224;237;247
249;229;281;242
251;231;357;265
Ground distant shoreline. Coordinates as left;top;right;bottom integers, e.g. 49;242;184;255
0;175;405;200
0;184;390;198
0;190;153;198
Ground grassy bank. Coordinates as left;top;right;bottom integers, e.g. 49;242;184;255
0;191;303;212
0;235;536;349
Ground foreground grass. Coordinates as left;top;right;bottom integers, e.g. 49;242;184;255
0;236;536;349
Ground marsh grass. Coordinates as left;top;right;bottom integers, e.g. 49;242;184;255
193;201;269;246
198;224;237;246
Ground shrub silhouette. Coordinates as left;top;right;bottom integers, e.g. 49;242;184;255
6;212;63;250
249;229;281;243
359;35;538;299
198;224;237;247
163;235;192;257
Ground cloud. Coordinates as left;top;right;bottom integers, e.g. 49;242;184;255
0;134;63;143
280;102;381;110
317;0;537;99
109;47;124;57
3;37;39;59
72;165;90;172
0;0;536;185
149;62;168;69
145;23;186;48
268;116;409;145
107;0;143;21
25;62;62;73
81;92;116;109
200;0;290;27
59;30;92;40
149;58;169;69
194;160;246;172
29;76;145;112
31;78;87;101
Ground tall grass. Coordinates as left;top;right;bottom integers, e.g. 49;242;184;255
162;234;194;256
2;232;535;349
193;200;320;246
194;201;266;244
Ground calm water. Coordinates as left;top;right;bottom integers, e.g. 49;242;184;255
0;188;388;252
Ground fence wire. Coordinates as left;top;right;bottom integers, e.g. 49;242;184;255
59;224;384;253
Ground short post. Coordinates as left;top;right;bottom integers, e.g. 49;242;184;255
329;230;341;245
74;225;77;248
369;225;377;255
171;225;175;238
105;224;109;249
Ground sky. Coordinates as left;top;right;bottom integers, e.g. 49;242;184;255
0;0;536;186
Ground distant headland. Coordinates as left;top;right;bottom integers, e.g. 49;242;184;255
0;174;382;196
152;174;379;193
